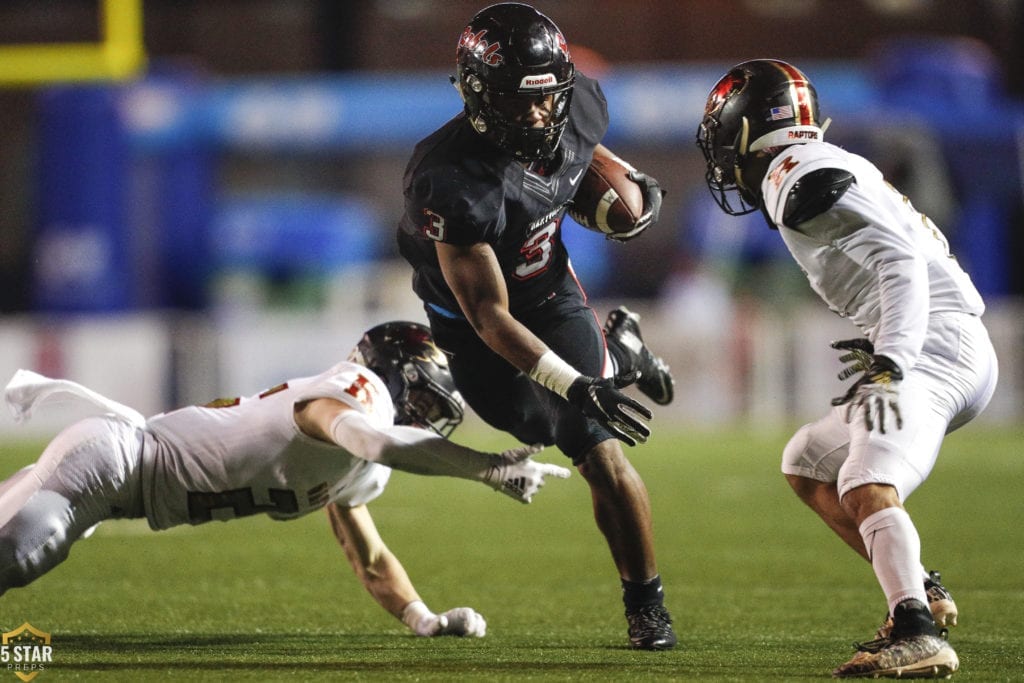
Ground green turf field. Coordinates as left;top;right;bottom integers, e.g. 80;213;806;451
1;424;1021;681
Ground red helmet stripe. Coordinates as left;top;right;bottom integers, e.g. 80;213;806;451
770;61;814;125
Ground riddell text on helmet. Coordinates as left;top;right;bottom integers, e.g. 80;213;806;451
521;74;557;87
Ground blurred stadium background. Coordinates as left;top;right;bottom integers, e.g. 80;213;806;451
0;0;1022;437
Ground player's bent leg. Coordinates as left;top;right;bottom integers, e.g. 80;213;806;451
785;475;869;562
781;415;870;558
780;412;851;483
465;372;557;447
845;487;928;611
0;489;79;594
428;313;558;446
0;417;143;595
604;306;674;405
577;439;676;650
577;440;656;580
0;466;35;500
0;466;44;531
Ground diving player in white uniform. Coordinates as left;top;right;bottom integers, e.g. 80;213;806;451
697;60;998;678
0;322;570;637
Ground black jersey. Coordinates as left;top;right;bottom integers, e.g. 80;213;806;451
397;73;609;316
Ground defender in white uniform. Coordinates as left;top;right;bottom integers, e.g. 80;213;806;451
697;60;997;678
0;322;570;637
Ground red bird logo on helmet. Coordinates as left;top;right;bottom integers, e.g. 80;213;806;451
556;31;570;59
459;28;504;67
705;72;745;117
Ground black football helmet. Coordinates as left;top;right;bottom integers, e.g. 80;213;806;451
350;322;465;438
454;2;575;161
697;59;827;215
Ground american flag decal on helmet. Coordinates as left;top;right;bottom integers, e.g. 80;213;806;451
769;105;794;120
768;61;816;125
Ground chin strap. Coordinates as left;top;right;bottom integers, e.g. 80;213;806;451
733;116;755;204
738;116;751;156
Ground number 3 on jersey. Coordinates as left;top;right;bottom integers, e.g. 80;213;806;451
422;208;558;280
421;208;446;241
515;220;558;279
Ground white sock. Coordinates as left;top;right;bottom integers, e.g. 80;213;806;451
859;507;929;616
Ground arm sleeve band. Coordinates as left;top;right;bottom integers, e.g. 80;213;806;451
401;600;434;629
329;410;495;482
528;350;581;399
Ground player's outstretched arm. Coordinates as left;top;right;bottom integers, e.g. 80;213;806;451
326;503;486;637
297;399;570;503
334;412;570;504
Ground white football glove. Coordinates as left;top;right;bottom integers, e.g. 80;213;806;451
850;380;903;434
831;354;904;434
435;607;487;637
402;601;487;637
483;444;571;504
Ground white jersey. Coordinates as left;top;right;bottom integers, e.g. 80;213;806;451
761;141;985;373
142;361;393;530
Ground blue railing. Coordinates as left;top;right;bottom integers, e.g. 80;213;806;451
32;59;1024;312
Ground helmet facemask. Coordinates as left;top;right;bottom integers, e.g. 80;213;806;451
350;322;465;439
697;113;759;216
464;73;575;161
392;361;465;438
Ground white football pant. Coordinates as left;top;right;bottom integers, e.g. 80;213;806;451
782;313;998;501
0;416;143;594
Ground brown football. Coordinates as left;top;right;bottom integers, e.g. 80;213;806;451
567;148;645;237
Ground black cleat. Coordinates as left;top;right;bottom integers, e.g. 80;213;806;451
626;604;677;650
836;600;957;678
604;306;675;405
876;570;958;641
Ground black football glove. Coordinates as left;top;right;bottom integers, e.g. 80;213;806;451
608;170;664;243
831;350;904;434
831;338;875;381
566;371;653;446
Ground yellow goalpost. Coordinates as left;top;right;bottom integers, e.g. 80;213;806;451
0;0;146;86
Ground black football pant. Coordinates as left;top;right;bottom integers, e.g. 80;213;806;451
425;286;615;464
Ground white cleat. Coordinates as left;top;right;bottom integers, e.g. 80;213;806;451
832;634;959;679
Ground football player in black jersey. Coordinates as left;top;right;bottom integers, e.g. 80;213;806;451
397;3;676;650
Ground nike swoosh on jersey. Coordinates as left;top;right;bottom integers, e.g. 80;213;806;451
568;168;585;186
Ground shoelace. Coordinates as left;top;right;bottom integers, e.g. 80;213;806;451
855;627;948;655
853;637;890;654
627;606;673;634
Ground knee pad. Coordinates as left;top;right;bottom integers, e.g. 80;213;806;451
0;491;73;593
781;424;812;474
781;412;849;482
